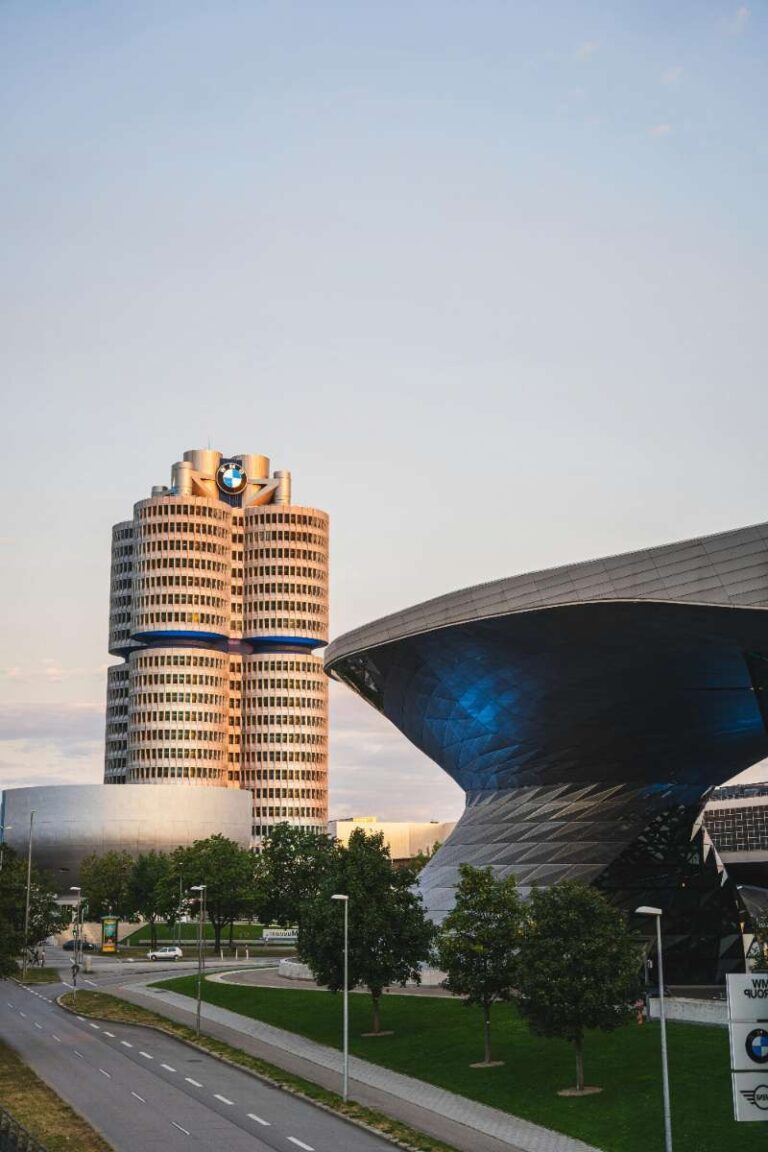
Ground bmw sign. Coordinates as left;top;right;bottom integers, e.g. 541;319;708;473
216;461;248;495
747;1030;768;1065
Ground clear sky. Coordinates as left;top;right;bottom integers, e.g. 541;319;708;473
2;1;768;815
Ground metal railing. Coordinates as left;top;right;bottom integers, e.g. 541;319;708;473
0;1107;48;1152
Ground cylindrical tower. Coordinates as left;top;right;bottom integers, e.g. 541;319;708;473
104;451;329;844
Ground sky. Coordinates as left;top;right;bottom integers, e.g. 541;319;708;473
2;1;768;816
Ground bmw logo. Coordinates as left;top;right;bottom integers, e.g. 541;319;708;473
746;1029;768;1064
216;461;248;495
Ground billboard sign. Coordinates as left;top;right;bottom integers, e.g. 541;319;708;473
101;916;118;954
727;973;768;1121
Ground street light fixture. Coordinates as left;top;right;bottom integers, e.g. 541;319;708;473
636;905;672;1152
21;811;35;981
70;887;82;1004
331;893;349;1101
190;885;207;1037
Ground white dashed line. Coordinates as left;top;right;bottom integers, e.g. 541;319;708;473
76;1016;85;1021
74;1050;83;1059
161;1063;176;1072
84;979;98;987
18;1011;26;1018
6;1002;14;1008
120;1040;133;1048
171;1122;190;1135
99;1068;111;1078
139;1051;153;1060
88;1022;100;1030
52;1035;61;1043
213;1094;233;1105
247;1113;270;1126
131;1092;145;1103
287;1139;314;1151
103;1031;115;1038
185;1077;203;1087
34;1022;42;1030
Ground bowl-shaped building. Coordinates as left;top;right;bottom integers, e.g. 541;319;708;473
325;521;768;981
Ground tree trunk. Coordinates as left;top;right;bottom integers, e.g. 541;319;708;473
483;1004;492;1064
212;919;221;952
372;993;381;1034
574;1036;584;1092
149;917;157;950
228;920;235;948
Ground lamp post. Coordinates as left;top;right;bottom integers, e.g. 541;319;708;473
0;825;12;873
70;887;82;1004
636;905;672;1152
21;811;35;980
331;893;349;1101
190;885;206;1037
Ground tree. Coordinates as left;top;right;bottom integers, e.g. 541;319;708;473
80;850;135;920
254;823;339;928
299;829;435;1034
410;841;442;875
128;851;176;949
437;864;523;1065
515;882;641;1094
174;835;256;952
0;847;66;975
752;913;768;971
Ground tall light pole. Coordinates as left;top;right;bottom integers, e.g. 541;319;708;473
21;811;35;980
190;884;206;1037
331;893;349;1101
636;905;672;1152
70;887;82;1004
0;825;12;873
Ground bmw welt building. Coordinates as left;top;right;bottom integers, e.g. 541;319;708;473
325;521;768;982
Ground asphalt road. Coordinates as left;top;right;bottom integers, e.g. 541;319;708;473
1;980;393;1152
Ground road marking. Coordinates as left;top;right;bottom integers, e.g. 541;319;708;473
131;1092;145;1103
139;1051;153;1060
287;1139;314;1151
247;1113;270;1126
74;1050;83;1059
120;1041;133;1048
6;1002;14;1008
34;1022;42;1030
161;1063;176;1072
99;1068;111;1078
52;1035;61;1043
171;1122;190;1135
77;1016;85;1021
213;1094;233;1105
18;1011;26;1018
84;979;98;987
185;1077;203;1087
103;1031;115;1038
88;1022;100;1030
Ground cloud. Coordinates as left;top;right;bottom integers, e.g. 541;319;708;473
649;123;673;137
575;40;599;61
661;65;684;86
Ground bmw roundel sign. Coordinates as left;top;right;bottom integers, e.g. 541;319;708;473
216;460;248;495
747;1029;768;1065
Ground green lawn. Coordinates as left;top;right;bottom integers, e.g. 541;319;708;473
123;921;265;944
157;976;757;1152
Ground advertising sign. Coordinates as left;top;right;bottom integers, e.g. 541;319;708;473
101;916;118;954
727;973;768;1121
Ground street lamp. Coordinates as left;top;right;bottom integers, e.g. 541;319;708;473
331;893;349;1101
70;887;82;1004
636;905;672;1152
190;885;206;1037
0;825;12;873
21;811;35;980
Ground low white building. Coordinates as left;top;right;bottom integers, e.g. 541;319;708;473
328;815;456;864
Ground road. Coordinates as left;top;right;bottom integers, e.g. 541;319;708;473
1;978;393;1152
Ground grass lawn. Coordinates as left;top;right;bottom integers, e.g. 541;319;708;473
0;1039;112;1151
123;921;265;944
157;975;757;1152
16;966;61;985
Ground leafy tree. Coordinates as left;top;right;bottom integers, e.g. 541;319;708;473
410;841;442;875
254;823;339;928
0;847;66;975
128;851;176;949
515;881;641;1093
174;835;256;952
80;850;135;919
437;864;523;1065
752;913;768;972
299;829;435;1033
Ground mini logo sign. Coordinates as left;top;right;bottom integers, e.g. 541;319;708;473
216;461;247;495
746;1029;768;1064
742;1084;768;1111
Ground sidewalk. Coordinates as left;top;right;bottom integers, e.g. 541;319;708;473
111;972;602;1152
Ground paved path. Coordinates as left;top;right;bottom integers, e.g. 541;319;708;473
108;970;602;1152
1;979;392;1152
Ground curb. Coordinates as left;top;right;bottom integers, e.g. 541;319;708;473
55;992;451;1152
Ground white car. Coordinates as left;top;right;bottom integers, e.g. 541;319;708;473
146;946;183;961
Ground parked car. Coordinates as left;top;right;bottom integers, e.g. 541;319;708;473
62;939;97;951
146;946;183;961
